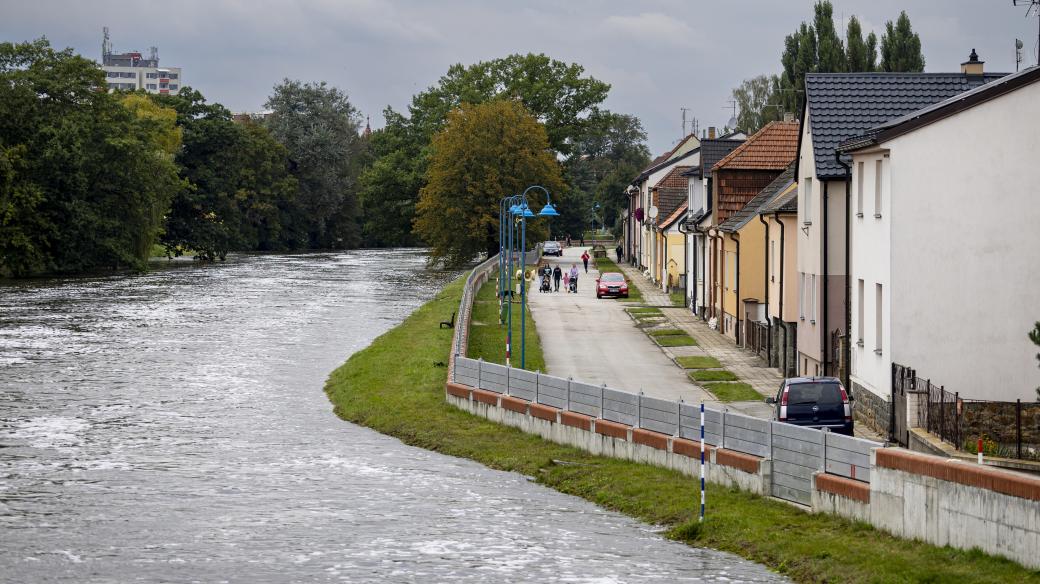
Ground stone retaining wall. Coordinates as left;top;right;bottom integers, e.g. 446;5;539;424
852;381;891;438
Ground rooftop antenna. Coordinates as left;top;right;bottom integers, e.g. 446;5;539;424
1016;38;1024;71
102;26;112;61
149;46;159;63
1012;0;1040;64
680;107;695;139
722;100;738;132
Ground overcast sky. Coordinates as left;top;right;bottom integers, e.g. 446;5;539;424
2;0;1037;154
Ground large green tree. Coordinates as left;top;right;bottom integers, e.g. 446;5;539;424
731;75;783;134
360;53;612;248
265;80;365;249
880;11;925;72
777;2;925;114
0;38;182;276
414;100;566;266
153;88;302;260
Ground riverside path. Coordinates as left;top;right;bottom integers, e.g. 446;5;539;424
527;246;712;403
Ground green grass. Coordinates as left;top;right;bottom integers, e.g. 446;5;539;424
676;356;722;369
655;334;697;347
648;328;686;337
322;274;1039;584
703;382;764;402
690;369;739;382
322;274;1038;583
669;290;686;307
626;307;661;315
467;272;545;371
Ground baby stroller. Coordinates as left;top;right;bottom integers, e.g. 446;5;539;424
540;273;552;293
568;275;578;294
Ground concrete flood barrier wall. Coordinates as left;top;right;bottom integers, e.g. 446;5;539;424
446;257;1040;569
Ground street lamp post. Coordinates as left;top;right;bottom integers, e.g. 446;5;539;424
497;186;559;369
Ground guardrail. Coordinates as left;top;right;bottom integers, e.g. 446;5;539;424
453;355;882;506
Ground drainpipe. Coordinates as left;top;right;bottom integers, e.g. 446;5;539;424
708;228;718;319
835;151;852;391
679;217;692;310
822;180;829;376
775;211;786;375
730;232;741;346
759;214;771;366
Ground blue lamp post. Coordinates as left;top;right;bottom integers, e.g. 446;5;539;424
495;187;559;368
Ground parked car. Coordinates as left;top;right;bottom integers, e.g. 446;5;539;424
596;272;629;298
765;377;854;436
543;241;562;256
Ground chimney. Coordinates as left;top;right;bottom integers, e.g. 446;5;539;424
708;126;716;139
783;112;795;123
961;48;984;75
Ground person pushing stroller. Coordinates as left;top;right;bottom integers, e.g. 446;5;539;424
539;263;552;293
568;264;579;293
552;265;562;292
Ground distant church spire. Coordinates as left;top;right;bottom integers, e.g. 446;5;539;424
363;115;372;138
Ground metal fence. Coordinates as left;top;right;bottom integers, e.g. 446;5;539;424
454;355;883;505
894;362;1040;462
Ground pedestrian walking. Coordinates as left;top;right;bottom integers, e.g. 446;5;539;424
565;234;571;248
580;234;584;246
616;244;623;263
562;270;570;292
553;265;562;292
569;264;580;293
581;250;590;273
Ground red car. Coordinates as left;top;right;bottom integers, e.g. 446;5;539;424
596;272;629;298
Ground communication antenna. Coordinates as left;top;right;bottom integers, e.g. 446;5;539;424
102;26;112;61
1012;0;1040;64
1016;38;1024;71
680;107;692;139
723;100;737;131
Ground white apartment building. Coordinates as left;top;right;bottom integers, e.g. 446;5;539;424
100;29;183;95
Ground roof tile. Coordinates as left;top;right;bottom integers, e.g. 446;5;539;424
712;121;799;172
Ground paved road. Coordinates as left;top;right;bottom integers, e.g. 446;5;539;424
528;247;711;403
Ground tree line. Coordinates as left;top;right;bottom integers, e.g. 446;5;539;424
732;2;927;133
0;40;649;276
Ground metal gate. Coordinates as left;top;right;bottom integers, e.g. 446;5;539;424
891;363;911;447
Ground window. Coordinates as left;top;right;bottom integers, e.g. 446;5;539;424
874;160;883;218
802;178;813;224
856;161;864;216
875;283;883;354
810;274;817;323
168;73;178;79
147;72;158;79
107;71;119;78
857;279;865;345
169;84;178;90
121;72;135;78
147;83;157;90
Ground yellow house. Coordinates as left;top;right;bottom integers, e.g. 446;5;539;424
650;165;691;289
707;121;799;343
759;180;799;376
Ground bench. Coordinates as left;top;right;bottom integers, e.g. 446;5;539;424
439;311;456;329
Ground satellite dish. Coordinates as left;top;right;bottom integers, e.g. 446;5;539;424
622;209;629;218
647;206;659;220
1017;39;1025;50
727;116;738;130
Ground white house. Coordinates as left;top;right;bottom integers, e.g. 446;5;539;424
840;64;1040;405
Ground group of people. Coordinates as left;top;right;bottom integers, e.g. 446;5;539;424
538;250;591;294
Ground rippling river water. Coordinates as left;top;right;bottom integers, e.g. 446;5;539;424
0;250;784;583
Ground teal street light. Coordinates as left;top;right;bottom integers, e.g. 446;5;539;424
497;186;559;369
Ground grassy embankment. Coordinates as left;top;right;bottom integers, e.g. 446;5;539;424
323;273;1038;583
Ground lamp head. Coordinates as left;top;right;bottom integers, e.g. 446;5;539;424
539;203;559;217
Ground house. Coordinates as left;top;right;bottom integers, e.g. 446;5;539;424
718;166;796;353
758;177;799;377
681;136;744;317
795;55;1006;381
625;134;700;274
650;166;692;289
837;64;1040;422
709;120;799;342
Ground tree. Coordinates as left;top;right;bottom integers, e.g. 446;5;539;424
846;16;878;72
563;111;650;236
360;54;612;248
813;1;846;73
0;38;182;275
731;75;783;134
265;80;365;249
414;100;566;266
880;11;925;72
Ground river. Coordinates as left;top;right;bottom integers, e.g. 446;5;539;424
0;250;784;583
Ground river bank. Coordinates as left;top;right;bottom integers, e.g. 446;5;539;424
324;274;1039;583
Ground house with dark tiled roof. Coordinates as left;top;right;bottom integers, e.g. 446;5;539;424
650;166;691;287
625;134;700;276
708;120;799;342
679;137;744;315
834;64;1040;420
794;54;1007;388
758;171;800;377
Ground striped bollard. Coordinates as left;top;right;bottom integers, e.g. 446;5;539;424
700;403;706;523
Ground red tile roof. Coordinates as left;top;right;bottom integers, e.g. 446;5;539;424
659;201;688;229
653;166;691;190
712;121;799;172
